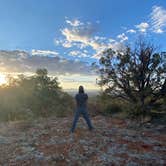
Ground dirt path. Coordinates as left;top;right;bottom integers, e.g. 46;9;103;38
0;116;165;165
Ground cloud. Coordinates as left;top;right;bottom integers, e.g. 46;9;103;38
54;39;73;48
61;26;110;54
60;19;109;52
126;29;136;33
55;6;166;62
117;33;128;42
69;51;82;56
135;22;149;33
61;25;97;48
0;50;28;61
62;22;97;39
0;50;93;75
31;49;59;57
92;42;126;59
62;41;73;48
66;19;83;27
126;6;166;34
150;5;166;33
69;50;88;57
60;20;118;51
55;19;129;59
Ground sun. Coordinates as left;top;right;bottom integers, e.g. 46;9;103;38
0;74;7;85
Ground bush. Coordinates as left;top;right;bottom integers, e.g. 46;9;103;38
0;68;74;121
104;103;122;115
95;40;166;117
96;92;125;116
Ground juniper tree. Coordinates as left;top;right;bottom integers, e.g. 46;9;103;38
95;40;166;116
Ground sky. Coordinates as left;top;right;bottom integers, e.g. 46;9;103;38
0;0;166;90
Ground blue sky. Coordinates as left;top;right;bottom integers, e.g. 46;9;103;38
0;0;166;89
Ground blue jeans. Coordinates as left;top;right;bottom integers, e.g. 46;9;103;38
70;107;93;132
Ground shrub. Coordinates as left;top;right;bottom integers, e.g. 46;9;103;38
0;68;74;121
104;103;122;115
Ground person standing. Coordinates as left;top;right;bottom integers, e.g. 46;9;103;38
70;85;94;133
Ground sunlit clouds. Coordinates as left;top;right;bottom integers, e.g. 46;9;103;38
0;3;166;90
31;50;59;57
150;5;166;33
0;48;98;90
55;18;128;60
0;50;93;75
126;29;136;33
135;22;149;33
54;5;166;61
117;33;128;42
134;5;166;34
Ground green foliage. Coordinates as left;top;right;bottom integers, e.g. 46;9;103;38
0;68;74;121
96;92;124;116
95;40;166;118
104;103;122;115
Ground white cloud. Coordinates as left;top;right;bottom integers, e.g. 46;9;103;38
61;25;106;51
92;42;126;59
117;33;128;42
62;41;73;48
83;50;88;53
61;25;96;42
66;19;83;27
69;50;88;57
55;19;129;60
150;5;166;33
155;29;164;34
31;49;59;57
54;39;73;48
61;25;124;59
56;19;118;53
61;19;106;51
126;29;136;33
61;28;89;45
135;22;149;33
69;51;80;56
54;7;166;62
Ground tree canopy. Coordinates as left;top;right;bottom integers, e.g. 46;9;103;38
95;40;166;115
0;68;73;121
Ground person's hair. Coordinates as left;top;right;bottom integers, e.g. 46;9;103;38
78;85;84;93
